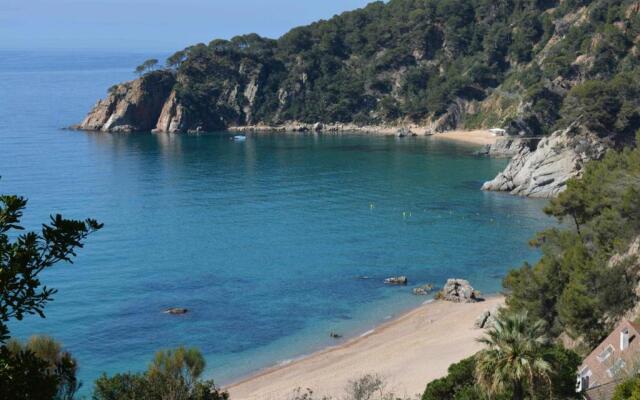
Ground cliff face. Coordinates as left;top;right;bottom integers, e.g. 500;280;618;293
77;0;640;137
77;71;175;133
75;0;639;198
153;91;187;133
481;123;609;198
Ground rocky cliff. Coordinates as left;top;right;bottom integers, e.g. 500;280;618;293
75;0;639;199
76;0;640;139
481;123;609;198
76;72;175;133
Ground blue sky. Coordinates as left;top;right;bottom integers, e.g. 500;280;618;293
1;0;374;51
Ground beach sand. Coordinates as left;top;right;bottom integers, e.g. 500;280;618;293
432;130;499;145
232;124;500;146
226;296;504;400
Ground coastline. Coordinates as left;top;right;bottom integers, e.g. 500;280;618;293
431;130;500;146
226;295;504;400
230;124;499;146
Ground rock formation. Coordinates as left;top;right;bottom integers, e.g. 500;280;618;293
164;307;188;315
153;90;187;133
76;71;175;133
436;279;481;303
478;137;533;158
482;123;609;198
384;276;408;286
474;306;501;329
412;284;435;296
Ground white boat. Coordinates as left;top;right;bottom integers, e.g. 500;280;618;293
233;135;247;141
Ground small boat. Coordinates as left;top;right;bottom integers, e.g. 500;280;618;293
233;135;247;141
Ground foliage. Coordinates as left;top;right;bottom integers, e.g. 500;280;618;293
142;0;640;135
475;312;552;400
0;194;102;342
135;59;160;76
0;345;59;400
503;135;640;347
1;336;80;400
559;75;640;141
542;345;582;400
613;376;640;400
93;347;228;400
421;319;581;400
344;374;387;400
285;375;415;400
0;188;99;399
422;356;486;400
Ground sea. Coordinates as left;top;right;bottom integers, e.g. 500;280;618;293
0;50;550;394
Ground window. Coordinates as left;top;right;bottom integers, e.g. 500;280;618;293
621;328;630;351
607;359;626;378
597;345;614;362
576;367;592;392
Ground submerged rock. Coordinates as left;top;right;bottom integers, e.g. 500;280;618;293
164;308;188;315
412;284;435;296
436;279;481;303
482;122;608;198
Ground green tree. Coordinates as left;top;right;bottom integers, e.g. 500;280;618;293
147;347;206;397
475;312;552;400
504;136;640;346
0;345;59;400
0;194;102;342
5;336;80;399
0;191;100;399
93;347;228;400
613;376;640;400
422;356;486;400
135;59;160;76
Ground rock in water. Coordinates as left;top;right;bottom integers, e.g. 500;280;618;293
412;284;435;296
436;279;481;303
481;122;608;198
75;71;175;133
164;308;188;315
384;276;408;285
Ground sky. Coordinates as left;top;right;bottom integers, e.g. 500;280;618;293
1;0;374;52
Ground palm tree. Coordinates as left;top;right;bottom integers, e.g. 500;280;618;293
475;311;552;400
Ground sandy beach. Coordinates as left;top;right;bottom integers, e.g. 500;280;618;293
227;296;504;400
232;124;499;146
432;130;499;145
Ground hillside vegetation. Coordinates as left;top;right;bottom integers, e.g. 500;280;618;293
145;0;640;136
504;134;640;349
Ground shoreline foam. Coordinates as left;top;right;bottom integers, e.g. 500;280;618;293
226;295;504;400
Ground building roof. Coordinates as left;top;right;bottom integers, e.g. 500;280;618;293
578;320;640;400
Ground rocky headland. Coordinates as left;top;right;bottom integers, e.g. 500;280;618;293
481;122;609;198
73;0;639;199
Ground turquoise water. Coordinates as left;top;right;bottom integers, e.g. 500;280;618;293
0;51;550;392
